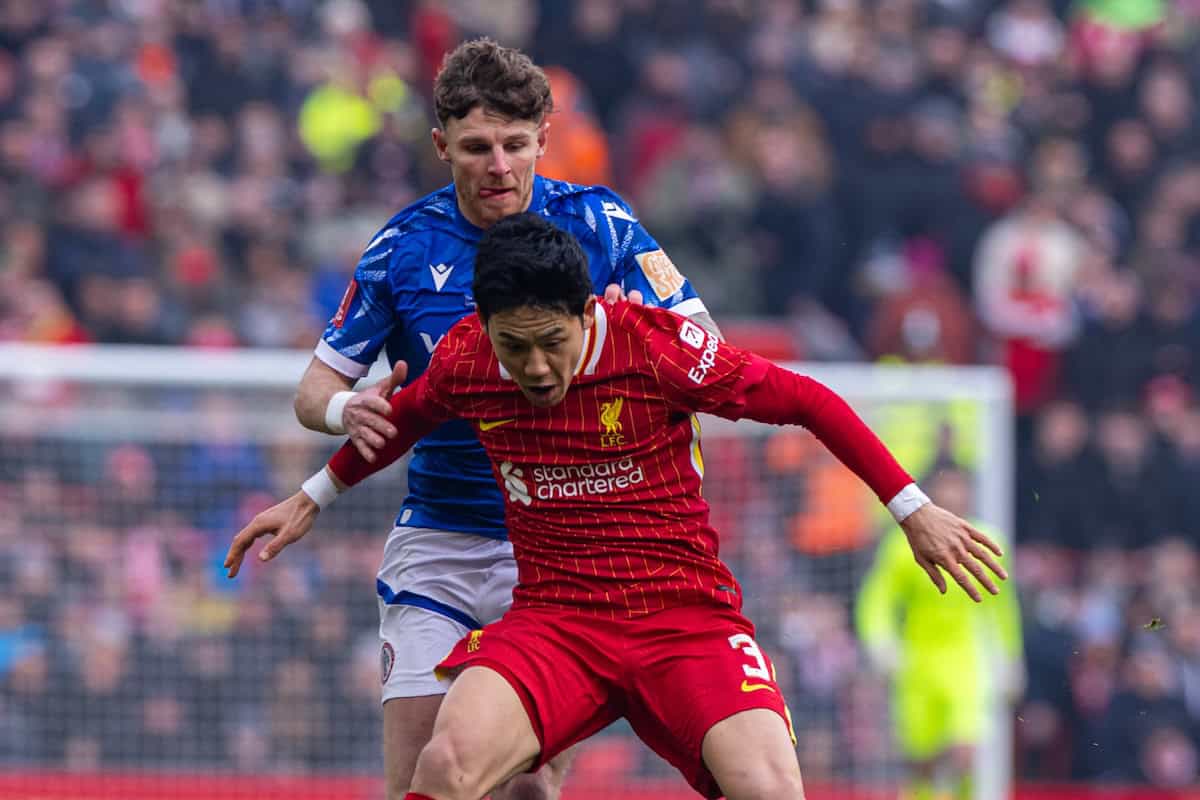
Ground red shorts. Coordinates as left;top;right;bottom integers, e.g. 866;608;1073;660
436;604;794;799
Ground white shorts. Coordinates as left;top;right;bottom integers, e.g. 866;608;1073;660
376;526;516;702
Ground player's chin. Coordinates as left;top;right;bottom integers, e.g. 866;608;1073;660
521;384;562;407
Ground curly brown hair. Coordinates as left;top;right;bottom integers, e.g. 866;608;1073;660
433;38;554;126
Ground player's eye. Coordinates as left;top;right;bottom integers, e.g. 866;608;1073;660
466;145;489;154
505;142;527;152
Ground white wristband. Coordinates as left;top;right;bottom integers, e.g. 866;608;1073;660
301;469;341;510
325;391;354;434
887;483;931;523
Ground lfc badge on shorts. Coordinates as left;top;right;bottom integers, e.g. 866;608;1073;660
381;641;396;684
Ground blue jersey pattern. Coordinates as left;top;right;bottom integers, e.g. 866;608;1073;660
316;176;706;540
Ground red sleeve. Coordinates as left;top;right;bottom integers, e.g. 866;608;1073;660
327;371;448;488
720;356;913;505
636;308;771;414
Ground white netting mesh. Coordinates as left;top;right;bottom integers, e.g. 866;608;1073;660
0;345;1010;800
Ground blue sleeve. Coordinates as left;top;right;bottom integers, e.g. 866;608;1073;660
315;230;408;379
592;190;706;316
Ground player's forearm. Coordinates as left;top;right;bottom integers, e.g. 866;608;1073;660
294;357;356;432
326;376;442;488
740;359;919;514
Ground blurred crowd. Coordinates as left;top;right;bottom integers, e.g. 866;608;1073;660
3;0;1200;790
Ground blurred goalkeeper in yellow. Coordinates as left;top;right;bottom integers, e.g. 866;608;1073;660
856;465;1024;800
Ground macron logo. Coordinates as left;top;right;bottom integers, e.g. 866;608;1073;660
500;462;531;506
430;263;454;291
419;332;444;354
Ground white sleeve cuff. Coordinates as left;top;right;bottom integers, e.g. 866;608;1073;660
301;469;341;510
314;339;372;379
668;297;708;318
886;483;930;523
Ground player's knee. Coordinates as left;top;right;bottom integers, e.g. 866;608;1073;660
385;766;417;800
733;767;805;800
491;771;558;800
413;733;486;799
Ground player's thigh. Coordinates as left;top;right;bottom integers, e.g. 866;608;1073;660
943;678;984;757
377;526;516;703
418;665;543;787
702;708;805;800
624;606;798;799
893;682;942;761
435;610;621;775
378;602;469;702
383;694;443;800
894;672;967;762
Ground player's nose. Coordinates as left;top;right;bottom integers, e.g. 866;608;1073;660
488;145;510;175
525;348;551;377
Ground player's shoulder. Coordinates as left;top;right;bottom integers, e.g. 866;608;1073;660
356;185;466;279
539;176;640;229
369;184;468;247
384;188;458;235
608;300;700;340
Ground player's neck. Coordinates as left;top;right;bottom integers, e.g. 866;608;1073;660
454;188;534;230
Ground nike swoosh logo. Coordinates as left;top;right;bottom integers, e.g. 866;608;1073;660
479;418;516;432
740;680;776;694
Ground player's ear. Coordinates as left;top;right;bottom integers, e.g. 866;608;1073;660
582;296;596;330
536;120;549;157
432;127;450;162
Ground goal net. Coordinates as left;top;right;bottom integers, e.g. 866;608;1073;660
0;343;1012;800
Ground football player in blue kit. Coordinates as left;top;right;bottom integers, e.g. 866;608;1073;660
289;38;720;800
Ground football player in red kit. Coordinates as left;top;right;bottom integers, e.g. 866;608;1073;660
226;213;1007;800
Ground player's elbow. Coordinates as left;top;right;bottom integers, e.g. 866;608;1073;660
294;381;339;432
293;388;318;430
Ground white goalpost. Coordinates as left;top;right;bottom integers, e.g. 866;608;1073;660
0;343;1012;800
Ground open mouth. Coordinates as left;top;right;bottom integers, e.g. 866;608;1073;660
525;384;555;400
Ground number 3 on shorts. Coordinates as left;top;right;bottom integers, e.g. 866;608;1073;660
728;633;771;682
728;632;797;744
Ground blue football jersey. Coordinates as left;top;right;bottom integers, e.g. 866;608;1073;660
316;175;707;539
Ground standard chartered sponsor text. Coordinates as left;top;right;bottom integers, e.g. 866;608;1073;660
531;458;646;499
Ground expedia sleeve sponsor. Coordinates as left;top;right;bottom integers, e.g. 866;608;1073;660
686;332;721;385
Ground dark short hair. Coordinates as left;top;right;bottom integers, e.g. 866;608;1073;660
433;38;553;127
473;213;591;321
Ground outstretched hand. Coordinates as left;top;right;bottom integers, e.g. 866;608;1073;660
900;503;1007;602
224;491;321;578
342;360;407;462
603;284;644;305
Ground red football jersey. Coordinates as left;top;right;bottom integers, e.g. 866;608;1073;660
329;300;913;618
431;300;770;618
